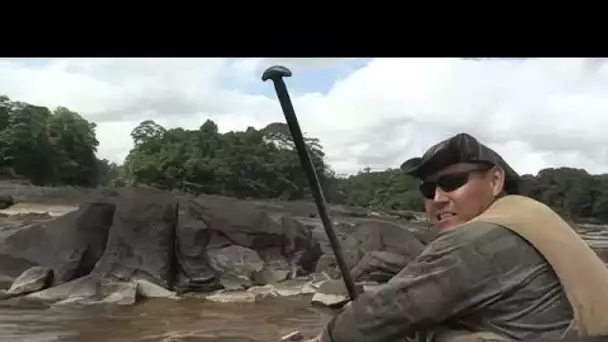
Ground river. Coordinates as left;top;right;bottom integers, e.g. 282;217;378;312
0;295;331;342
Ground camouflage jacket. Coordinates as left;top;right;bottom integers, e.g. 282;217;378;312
321;221;574;342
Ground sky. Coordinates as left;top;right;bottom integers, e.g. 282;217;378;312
1;57;608;177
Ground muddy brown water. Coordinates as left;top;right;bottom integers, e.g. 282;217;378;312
0;296;332;342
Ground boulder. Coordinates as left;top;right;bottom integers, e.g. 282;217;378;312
6;266;53;296
0;187;430;306
310;218;424;281
173;197;221;293
208;244;265;289
311;221;362;278
91;187;179;289
0;201;115;284
0;195;14;210
190;196;323;287
353;219;425;259
24;275;178;305
310;279;364;308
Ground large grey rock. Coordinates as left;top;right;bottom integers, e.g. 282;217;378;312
312;222;362;278
7;266;53;296
16;188;180;304
311;279;364;308
0;201;115;285
173;197;221;294
208;245;265;290
98;281;137;305
0;186;431;307
135;279;178;299
25;274;99;303
310;219;424;282
91;188;179;289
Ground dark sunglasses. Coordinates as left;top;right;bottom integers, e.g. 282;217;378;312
419;165;492;200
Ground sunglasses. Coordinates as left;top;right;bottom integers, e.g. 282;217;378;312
419;165;492;200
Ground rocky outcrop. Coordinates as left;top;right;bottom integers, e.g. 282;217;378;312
0;187;428;306
91;188;178;289
0;201;115;285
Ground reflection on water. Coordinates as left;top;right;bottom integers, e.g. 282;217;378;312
0;296;331;342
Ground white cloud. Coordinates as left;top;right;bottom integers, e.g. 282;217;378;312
1;57;607;176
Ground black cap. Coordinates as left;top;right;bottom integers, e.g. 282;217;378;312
400;133;522;194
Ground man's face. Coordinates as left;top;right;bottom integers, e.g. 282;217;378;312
421;162;506;231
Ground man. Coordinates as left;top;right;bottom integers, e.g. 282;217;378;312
307;133;608;342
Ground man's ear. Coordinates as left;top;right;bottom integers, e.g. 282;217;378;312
489;167;506;196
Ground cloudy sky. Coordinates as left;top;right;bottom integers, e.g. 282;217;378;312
1;57;607;176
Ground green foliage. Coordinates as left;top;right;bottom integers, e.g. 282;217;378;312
120;119;331;200
0;96;100;186
6;94;608;223
329;168;423;212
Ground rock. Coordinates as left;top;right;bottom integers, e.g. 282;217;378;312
310;280;364;308
204;290;262;304
91;188;178;289
252;268;291;285
247;284;278;298
135;279;178;299
0;201;115;284
353;219;425;260
208;245;265;280
49;281;137;306
198;280;321;304
196;196;322;278
25;274;99;303
281;330;303;341
312;222;362;277
100;281;137;305
0;186;432;306
273;279;319;297
219;274;253;291
7;266;53;296
198;196;286;248
0;195;14;210
25;276;178;305
53;296;91;306
280;216;323;275
203;283;288;304
17;189;179;304
173;197;222;294
311;219;425;282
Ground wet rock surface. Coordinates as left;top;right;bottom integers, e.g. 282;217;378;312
6;266;53;296
0;201;115;285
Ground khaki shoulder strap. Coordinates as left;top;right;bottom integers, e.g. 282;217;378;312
470;195;608;337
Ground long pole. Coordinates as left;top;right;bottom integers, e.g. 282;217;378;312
262;65;359;301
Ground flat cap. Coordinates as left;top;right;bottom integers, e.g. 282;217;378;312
400;133;521;193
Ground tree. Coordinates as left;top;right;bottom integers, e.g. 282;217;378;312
7;93;608;224
120;120;334;200
0;95;100;186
